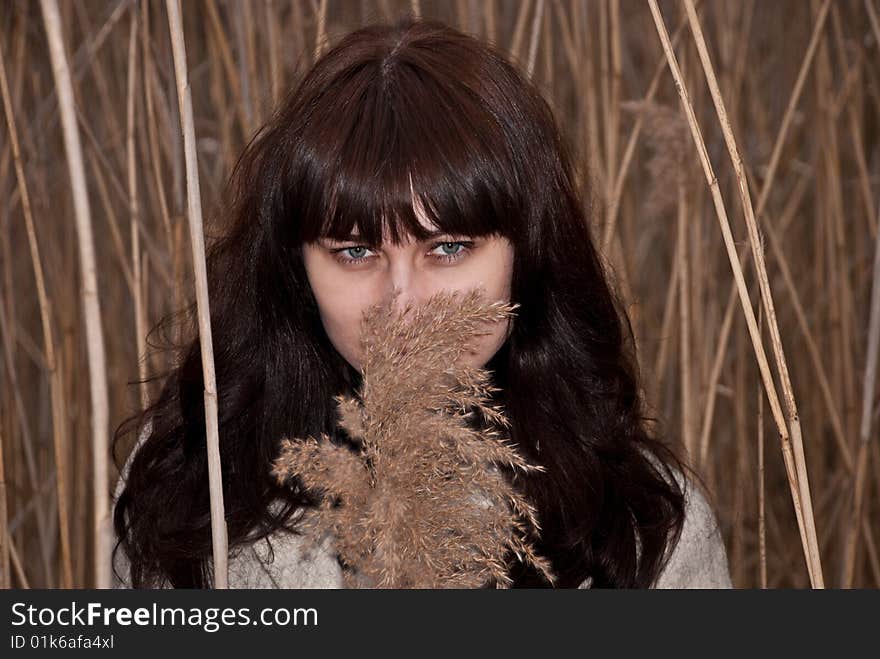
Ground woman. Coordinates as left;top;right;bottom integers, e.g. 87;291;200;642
112;16;731;589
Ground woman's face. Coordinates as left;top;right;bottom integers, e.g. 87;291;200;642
302;206;514;372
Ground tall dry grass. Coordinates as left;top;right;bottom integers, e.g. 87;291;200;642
0;0;878;588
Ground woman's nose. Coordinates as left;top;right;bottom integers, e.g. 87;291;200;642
385;260;425;314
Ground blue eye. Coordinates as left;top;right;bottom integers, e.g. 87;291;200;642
430;241;474;262
330;240;475;266
438;242;462;255
332;245;377;264
345;246;369;259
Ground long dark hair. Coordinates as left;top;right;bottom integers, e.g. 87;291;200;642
113;15;686;588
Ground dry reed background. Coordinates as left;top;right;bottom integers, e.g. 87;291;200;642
0;0;878;589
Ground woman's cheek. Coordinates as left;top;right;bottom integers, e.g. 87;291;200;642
319;293;369;367
465;316;510;368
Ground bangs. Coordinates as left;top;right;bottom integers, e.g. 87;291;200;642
287;38;523;247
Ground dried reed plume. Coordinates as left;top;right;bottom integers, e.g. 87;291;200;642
621;101;690;220
271;289;555;588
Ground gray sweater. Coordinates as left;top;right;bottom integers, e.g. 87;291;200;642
112;427;732;589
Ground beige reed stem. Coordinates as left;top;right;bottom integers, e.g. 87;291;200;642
525;0;544;80
314;0;328;61
680;0;823;587
677;180;694;459
841;199;880;586
868;1;880;62
484;0;496;45
165;0;229;588
126;13;148;412
646;0;820;586
509;0;532;64
605;0;621;225
39;0;111;589
265;0;281;107
8;537;29;588
758;311;767;588
141;1;175;257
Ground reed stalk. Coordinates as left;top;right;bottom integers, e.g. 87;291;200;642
841;200;880;586
164;0;229;588
40;0;111;588
525;0;544;80
677;179;694;460
8;537;30;589
509;0;532;64
315;0;328;61
868;0;880;59
126;12;149;412
605;0;621;224
265;0;281;107
483;0;495;45
140;1;175;262
758;311;767;589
